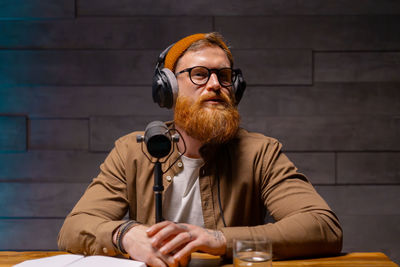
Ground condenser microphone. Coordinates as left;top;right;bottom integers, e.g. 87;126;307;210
136;121;181;223
143;121;172;158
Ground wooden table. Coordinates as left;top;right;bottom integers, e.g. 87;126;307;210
0;251;398;267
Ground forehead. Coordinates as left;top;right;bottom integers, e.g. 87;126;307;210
175;46;230;71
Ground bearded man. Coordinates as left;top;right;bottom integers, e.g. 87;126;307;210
58;33;342;267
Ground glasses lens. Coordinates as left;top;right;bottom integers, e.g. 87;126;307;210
190;67;209;85
218;68;233;86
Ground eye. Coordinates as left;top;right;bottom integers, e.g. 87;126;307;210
191;67;209;79
219;69;233;84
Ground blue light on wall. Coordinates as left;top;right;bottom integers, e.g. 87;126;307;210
0;116;27;152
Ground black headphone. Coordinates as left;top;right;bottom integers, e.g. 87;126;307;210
152;44;246;109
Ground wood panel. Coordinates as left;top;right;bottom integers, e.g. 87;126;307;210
0;219;63;250
216;16;400;50
1;83;399;118
6;183;398;220
29;119;88;150
90;115;173;152
242;116;400;151
337;152;400;184
91;116;388;154
285;152;335;185
0;0;74;19
339;215;400;265
315;185;400;215
315;52;400;82
316;186;400;264
239;83;400;117
0;49;311;86
0;183;87;217
0;86;164;118
0;151;106;182
77;0;400;16
0;17;212;49
0;50;158;86
234;49;312;85
0;115;26;152
3;15;399;51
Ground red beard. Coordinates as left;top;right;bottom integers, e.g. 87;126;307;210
174;91;240;145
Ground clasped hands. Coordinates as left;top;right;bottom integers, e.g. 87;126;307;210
121;221;226;267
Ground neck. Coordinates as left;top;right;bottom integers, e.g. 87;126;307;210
175;125;203;159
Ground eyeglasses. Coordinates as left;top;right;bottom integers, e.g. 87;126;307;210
175;66;237;87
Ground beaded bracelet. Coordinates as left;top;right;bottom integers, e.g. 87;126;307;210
116;220;138;254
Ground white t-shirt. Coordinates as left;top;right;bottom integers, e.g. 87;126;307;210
163;155;205;227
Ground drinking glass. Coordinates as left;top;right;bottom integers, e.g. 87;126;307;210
233;239;272;267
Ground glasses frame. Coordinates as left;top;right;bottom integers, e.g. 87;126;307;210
175;66;238;88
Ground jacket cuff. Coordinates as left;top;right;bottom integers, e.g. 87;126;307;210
95;220;127;256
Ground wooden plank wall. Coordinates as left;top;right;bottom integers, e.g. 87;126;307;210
0;0;399;264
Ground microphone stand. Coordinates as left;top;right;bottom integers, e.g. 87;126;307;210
154;160;164;223
137;122;185;224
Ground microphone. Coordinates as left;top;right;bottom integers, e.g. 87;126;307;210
136;121;180;223
143;121;172;158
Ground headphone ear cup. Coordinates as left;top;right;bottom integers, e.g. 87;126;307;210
233;69;246;105
152;68;178;109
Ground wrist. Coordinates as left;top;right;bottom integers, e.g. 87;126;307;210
218;230;227;255
113;220;139;254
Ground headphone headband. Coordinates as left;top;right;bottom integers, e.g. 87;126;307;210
156;43;175;70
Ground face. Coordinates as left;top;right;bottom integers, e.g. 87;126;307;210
173;45;240;145
174;45;233;105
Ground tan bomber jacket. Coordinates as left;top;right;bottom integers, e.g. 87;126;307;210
58;127;342;259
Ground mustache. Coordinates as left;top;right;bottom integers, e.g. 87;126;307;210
199;91;234;105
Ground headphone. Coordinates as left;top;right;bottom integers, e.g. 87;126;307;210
152;44;247;109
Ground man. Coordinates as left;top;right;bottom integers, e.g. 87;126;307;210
58;32;342;267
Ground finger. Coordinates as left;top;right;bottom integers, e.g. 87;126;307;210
146;221;173;236
173;241;197;262
159;231;192;255
171;242;186;255
158;253;179;267
151;223;188;247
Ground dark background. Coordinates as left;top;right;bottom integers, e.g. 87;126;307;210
0;0;399;264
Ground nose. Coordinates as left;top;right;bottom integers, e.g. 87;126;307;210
206;73;221;91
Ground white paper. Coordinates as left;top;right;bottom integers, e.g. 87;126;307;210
68;256;146;267
14;255;83;267
14;254;146;267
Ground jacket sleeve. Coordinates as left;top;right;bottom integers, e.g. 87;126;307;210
57;138;130;255
221;141;343;259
